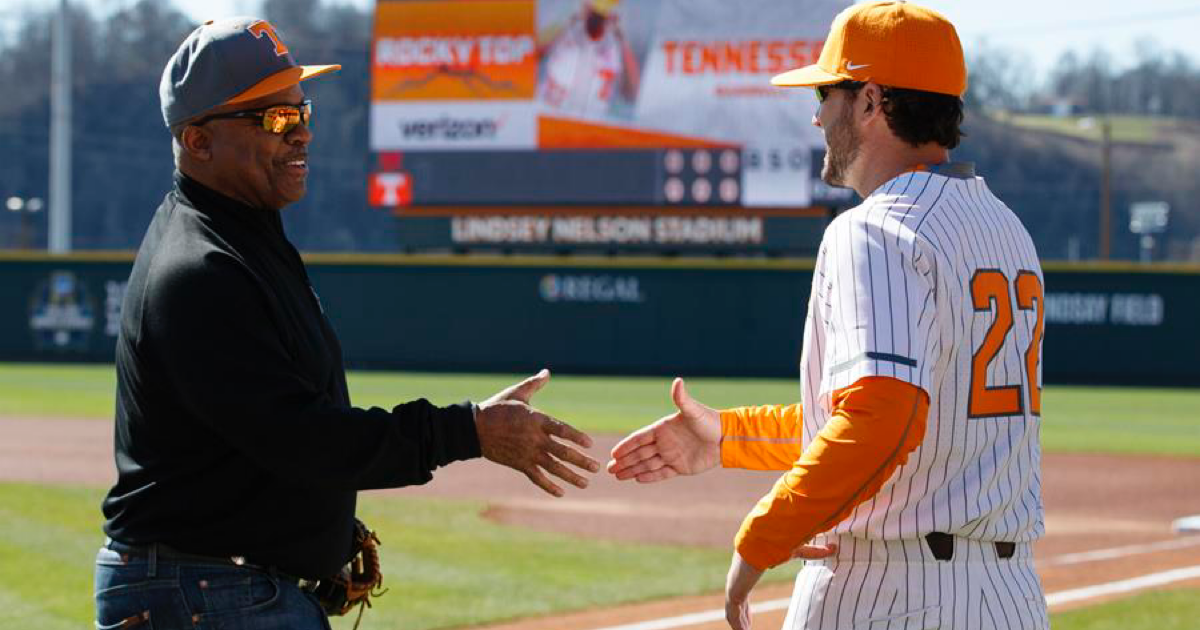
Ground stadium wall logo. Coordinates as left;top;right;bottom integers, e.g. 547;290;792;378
1044;292;1165;326
28;271;96;352
105;281;128;337
539;274;645;304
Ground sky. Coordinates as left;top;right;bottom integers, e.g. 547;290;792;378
2;0;1199;83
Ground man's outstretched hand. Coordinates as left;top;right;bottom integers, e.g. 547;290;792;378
475;369;600;497
607;377;722;483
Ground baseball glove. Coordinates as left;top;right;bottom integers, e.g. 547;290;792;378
307;519;388;628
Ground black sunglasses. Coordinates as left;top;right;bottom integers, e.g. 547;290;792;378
192;100;313;134
815;81;866;104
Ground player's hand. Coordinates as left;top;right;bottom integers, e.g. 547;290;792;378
791;541;838;560
607;377;721;482
724;551;763;630
476;369;600;497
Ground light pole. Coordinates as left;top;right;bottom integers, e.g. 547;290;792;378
1078;115;1113;261
50;0;72;253
1099;117;1112;261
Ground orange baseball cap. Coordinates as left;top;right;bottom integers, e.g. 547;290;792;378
771;1;966;97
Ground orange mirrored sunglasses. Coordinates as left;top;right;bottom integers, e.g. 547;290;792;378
193;100;313;134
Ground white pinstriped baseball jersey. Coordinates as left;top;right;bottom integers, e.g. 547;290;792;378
801;162;1044;543
788;163;1048;629
539;20;624;119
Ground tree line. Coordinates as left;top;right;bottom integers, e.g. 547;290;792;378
0;0;384;252
967;39;1200;118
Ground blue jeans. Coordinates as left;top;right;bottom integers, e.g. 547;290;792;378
94;545;332;630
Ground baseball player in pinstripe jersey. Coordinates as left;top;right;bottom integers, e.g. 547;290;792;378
538;0;642;120
608;2;1048;629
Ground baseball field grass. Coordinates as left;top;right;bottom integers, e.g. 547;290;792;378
2;362;1200;629
3;362;1200;457
5;477;1198;630
1051;589;1200;630
0;481;757;630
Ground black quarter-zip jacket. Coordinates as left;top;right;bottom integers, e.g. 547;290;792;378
102;173;481;579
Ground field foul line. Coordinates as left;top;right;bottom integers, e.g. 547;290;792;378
587;542;1200;630
1043;565;1200;606
1039;536;1200;566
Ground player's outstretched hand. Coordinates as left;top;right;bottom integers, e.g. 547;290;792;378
476;369;600;497
607;377;721;483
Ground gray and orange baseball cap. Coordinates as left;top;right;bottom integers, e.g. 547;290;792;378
771;1;966;97
160;16;340;128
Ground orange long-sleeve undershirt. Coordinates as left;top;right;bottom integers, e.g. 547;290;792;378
720;376;930;571
720;403;805;470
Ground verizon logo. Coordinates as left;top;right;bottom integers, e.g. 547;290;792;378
401;116;500;140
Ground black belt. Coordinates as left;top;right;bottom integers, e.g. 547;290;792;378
924;532;1016;561
104;539;302;585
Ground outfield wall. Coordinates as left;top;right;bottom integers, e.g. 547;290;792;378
1;253;1196;385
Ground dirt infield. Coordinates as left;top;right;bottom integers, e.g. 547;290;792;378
4;416;1200;629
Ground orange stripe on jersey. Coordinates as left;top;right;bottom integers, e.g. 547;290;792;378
720;404;804;470
734;376;929;571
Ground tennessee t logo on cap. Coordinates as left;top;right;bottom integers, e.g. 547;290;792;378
770;1;967;97
247;20;290;57
159;16;340;128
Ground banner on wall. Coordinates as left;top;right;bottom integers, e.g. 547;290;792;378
1;261;1196;385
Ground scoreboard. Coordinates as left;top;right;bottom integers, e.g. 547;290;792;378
368;0;853;253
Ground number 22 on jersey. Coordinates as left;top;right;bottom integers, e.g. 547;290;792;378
968;269;1045;418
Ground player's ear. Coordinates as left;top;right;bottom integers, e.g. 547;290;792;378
861;83;884;116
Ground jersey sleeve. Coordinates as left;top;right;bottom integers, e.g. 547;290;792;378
820;206;937;395
719;404;804;471
733;377;929;570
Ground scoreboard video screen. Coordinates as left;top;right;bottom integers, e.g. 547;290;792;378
368;0;852;253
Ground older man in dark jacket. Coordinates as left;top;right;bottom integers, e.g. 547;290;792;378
95;17;598;630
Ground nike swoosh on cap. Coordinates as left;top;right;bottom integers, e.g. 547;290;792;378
846;62;871;71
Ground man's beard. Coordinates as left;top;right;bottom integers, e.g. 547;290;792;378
821;106;860;188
